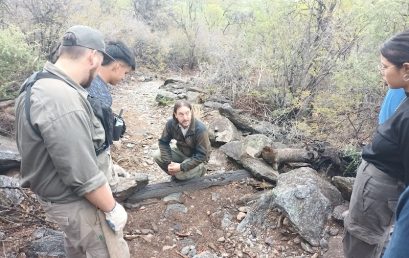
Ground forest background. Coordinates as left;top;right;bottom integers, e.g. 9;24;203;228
1;0;409;159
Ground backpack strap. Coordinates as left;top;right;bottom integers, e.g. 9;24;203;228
20;71;110;155
21;71;62;137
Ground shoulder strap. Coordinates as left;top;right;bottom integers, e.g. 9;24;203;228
21;71;62;137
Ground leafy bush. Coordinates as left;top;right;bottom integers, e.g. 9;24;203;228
0;26;42;100
342;146;362;177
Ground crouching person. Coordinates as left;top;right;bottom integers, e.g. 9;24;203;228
153;100;211;180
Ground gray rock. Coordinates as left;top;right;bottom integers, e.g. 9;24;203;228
219;141;243;161
186;91;201;104
27;228;65;257
241;155;279;183
279;168;344;206
0;145;20;174
0;175;24;205
208;116;241;146
204;101;225;110
112;173;149;202
206;148;231;172
181;245;197;257
320;238;329;249
220;134;273;162
156;89;178;105
271;168;343;246
252;121;283;138
332;203;349;222
165;204;188;217
332;176;354;201
0;231;5;241
221;212;233;229
163;192;183;203
218;104;280;137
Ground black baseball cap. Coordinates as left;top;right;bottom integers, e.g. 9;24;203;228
62;25;114;61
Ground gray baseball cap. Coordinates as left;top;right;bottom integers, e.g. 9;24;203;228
62;25;114;61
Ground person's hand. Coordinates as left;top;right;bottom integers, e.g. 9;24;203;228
168;162;181;175
104;202;128;233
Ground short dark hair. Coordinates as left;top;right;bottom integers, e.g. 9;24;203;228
172;100;193;121
381;30;409;68
58;32;88;60
102;41;136;70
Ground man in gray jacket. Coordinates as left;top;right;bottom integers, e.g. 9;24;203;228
15;25;129;257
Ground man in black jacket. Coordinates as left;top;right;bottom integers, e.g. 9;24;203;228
153;100;211;180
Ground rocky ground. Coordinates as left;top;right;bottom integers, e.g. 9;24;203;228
0;71;345;258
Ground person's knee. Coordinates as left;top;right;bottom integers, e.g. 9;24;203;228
175;164;205;180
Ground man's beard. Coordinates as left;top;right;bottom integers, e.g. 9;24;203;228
81;67;98;88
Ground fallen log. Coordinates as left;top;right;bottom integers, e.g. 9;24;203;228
261;146;318;170
126;169;251;203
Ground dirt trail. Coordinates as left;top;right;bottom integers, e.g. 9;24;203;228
110;77;171;183
0;74;344;257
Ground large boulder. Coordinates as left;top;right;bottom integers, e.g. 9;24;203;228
271;167;343;246
220;134;273;162
208;115;241;146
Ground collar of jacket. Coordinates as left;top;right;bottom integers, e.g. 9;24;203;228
173;118;197;137
43;61;89;99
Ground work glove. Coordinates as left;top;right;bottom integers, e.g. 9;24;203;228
104;202;128;233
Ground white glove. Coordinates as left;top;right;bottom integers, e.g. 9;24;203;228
104;202;128;233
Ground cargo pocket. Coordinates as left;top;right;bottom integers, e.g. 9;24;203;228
347;171;371;224
361;177;394;235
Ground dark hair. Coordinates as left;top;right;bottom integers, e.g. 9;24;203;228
172;100;193;121
58;32;88;60
102;41;136;70
381;30;409;68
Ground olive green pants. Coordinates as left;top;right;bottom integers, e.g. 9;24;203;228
38;198;129;258
152;147;205;180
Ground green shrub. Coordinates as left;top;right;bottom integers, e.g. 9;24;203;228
341;146;362;177
0;26;42;100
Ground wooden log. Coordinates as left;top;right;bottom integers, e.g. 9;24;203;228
261;146;318;169
126;169;251;203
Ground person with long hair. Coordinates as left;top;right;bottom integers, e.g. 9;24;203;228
153;100;211;181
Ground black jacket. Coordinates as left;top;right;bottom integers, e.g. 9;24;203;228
362;93;409;184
